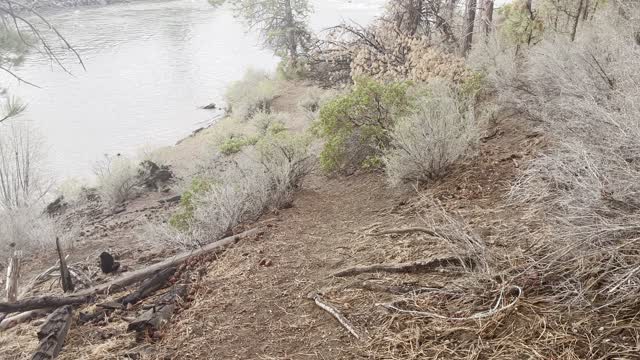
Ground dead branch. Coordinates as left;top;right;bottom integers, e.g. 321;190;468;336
32;305;73;360
378;286;523;321
127;284;188;332
308;292;361;339
0;295;91;313
0;309;48;330
55;238;74;293
332;256;472;277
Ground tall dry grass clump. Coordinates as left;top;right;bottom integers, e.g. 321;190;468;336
383;80;478;185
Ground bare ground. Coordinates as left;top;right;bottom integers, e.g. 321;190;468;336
0;86;543;359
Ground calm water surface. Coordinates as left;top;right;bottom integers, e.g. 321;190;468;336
2;0;384;179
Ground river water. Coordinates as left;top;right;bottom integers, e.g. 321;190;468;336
1;0;384;179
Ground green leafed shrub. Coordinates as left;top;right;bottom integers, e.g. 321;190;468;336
169;178;213;231
314;77;414;173
218;135;259;156
225;69;280;120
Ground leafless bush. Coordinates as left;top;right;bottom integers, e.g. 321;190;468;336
384;80;478;185
0;207;76;261
93;155;139;206
0;122;51;209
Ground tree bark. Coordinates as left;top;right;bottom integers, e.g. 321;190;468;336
283;0;298;67
31;306;73;360
127;285;188;332
462;0;478;56
120;267;176;306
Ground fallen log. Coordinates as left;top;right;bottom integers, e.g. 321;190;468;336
332;256;471;277
120;267;176;306
0;228;257;315
76;227;258;297
127;284;188;332
32;306;73;360
0;309;48;331
0;295;91;313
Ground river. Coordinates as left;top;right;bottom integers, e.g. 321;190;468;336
1;0;384;180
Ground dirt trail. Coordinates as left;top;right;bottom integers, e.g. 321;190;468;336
139;173;403;359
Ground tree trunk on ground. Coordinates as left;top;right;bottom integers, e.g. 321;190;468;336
0;295;91;313
462;0;477;56
31;306;73;360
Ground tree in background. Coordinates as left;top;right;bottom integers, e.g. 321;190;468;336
232;0;312;70
0;0;83;122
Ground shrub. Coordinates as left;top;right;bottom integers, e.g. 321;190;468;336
151;130;313;248
224;69;280;120
93;155;139;206
255;131;314;208
383;80;478;185
314;78;414;173
218;135;259;156
169;178;213;231
252;111;289;135
0;207;78;260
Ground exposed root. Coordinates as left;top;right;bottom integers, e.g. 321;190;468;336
332;256;472;277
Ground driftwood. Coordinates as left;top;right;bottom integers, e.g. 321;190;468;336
127;284;188;332
120;267;176;306
332;256;471;277
0;309;48;330
55;238;74;293
308;292;360;339
0;295;91;313
32;306;73;360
